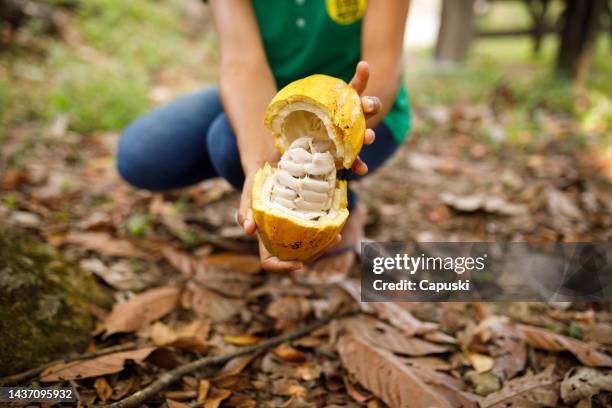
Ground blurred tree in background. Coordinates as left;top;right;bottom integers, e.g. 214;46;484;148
435;0;610;83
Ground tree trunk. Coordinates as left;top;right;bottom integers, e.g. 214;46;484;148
556;0;605;82
526;0;551;55
435;0;476;63
0;227;111;376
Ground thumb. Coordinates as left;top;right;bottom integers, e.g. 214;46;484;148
242;208;256;235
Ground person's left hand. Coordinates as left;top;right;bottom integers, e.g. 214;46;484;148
348;60;381;176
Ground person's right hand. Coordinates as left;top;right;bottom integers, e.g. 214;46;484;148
257;235;303;272
238;169;305;272
237;171;258;236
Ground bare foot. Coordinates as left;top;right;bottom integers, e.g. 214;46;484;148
293;204;367;284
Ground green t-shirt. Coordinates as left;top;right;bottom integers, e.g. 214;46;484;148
251;0;410;143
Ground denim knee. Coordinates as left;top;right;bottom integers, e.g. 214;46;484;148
116;88;224;191
206;114;245;190
116;126;158;190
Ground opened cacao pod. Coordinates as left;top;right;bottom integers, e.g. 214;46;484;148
252;74;365;261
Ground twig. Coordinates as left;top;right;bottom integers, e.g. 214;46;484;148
100;308;357;408
0;342;138;386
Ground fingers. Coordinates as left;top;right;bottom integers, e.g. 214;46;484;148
349;61;369;95
258;239;302;272
261;257;303;273
243;218;256;235
364;128;375;145
237;208;256;235
362;96;381;117
351;158;368;176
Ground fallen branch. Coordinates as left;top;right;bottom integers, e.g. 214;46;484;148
0;342;138;386
100;308;357;408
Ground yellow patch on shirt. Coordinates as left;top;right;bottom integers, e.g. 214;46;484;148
325;0;367;25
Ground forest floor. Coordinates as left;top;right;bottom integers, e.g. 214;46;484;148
1;1;611;407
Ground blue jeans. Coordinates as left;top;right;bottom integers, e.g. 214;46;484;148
117;87;400;210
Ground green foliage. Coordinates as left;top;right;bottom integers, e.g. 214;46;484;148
407;35;611;148
126;213;154;237
3;196;17;209
47;52;150;132
567;322;584;339
77;0;187;71
0;0;217;134
0;80;13;127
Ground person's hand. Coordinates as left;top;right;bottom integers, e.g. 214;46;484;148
349;60;381;176
237;171;257;236
237;173;305;272
257;236;304;272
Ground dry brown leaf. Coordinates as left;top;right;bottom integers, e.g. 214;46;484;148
162;246;196;276
40;347;156;382
204;252;261;274
77;211;115;232
260;353;322;382
49;231;147;258
151;320;210;353
465;352;495;373
481;365;559;408
582;323;612;345
80;258;156;291
368;302;438;336
166;398;191;408
476;318;526;380
344;377;372;404
150;196;190;240
560;367;612;403
423;330;458;345
518;324;612;367
111;376;140;401
99;286;181;337
440;192;528;216
546;187;582;220
194;264;257;298
94;377;113;402
464;371;501;397
367;399;382;408
266;296;312;331
10;210;41;227
337;335;470;408
150;321;177;345
165;390;197;401
273;343;306;362
197;379;211;404
226;395;257;407
270;378;307;398
213;354;255;382
343;315;450;356
223;334;260;346
0;168;29;189
204;388;231;408
399;356;453;371
184;281;243;322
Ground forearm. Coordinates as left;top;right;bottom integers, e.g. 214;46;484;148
219;60;278;176
361;0;409;129
362;56;403;129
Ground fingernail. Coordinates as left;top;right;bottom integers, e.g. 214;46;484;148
364;97;373;111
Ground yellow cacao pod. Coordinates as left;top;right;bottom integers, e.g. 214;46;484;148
251;74;365;261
